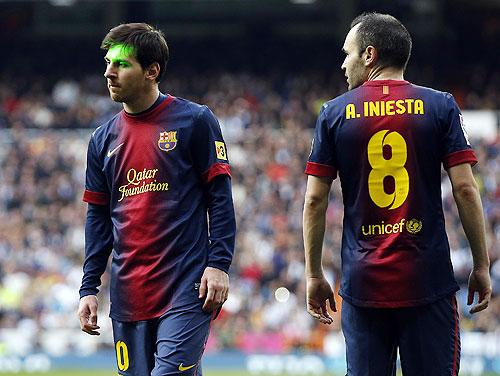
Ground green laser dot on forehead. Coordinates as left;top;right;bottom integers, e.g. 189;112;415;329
105;43;136;64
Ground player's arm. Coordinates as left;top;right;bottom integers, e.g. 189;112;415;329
303;103;338;324
447;163;491;314
199;174;235;313
303;175;336;324
78;135;113;335
192;106;236;314
78;203;113;335
441;94;491;314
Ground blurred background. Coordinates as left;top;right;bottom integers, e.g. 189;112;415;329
0;0;499;375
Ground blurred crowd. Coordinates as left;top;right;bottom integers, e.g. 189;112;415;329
0;72;499;356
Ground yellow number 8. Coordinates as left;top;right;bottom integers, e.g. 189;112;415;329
367;130;409;210
116;340;130;371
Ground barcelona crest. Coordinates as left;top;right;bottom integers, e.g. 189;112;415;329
158;131;177;152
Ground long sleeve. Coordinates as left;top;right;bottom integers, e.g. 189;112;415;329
79;203;113;298
189;105;235;273
205;174;236;273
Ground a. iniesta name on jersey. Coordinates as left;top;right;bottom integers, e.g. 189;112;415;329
345;99;424;119
118;167;169;202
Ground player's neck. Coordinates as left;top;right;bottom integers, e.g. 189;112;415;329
123;87;160;114
367;66;404;82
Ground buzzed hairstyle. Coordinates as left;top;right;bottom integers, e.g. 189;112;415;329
101;23;169;83
351;12;412;71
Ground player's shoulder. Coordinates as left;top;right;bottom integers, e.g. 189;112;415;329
408;83;457;108
323;84;373;112
171;96;209;117
90;112;121;143
318;89;359;122
170;96;217;127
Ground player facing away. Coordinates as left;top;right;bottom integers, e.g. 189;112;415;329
77;23;236;376
303;13;491;376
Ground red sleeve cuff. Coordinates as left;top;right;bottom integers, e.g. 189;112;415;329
202;163;231;184
83;189;110;205
443;149;478;169
304;161;337;178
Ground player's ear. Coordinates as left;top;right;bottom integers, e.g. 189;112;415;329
363;46;377;67
145;62;161;82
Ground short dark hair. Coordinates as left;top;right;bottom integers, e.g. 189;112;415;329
350;12;412;70
101;23;169;83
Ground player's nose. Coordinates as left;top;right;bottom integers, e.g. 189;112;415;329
341;55;350;70
104;65;117;79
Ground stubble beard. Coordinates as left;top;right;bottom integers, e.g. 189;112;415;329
349;82;361;91
347;73;365;91
346;61;369;91
109;90;127;103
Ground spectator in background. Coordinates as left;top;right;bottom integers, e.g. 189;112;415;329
0;68;498;357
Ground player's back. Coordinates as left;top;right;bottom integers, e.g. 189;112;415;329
307;79;476;308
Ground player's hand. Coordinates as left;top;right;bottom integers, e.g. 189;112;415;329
306;275;336;325
199;267;229;313
467;267;492;314
78;295;101;335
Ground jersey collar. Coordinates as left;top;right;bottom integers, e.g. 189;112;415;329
362;79;410;87
122;94;174;121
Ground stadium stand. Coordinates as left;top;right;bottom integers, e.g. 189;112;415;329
0;72;498;357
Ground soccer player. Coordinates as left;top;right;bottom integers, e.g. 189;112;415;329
303;12;491;375
77;23;236;376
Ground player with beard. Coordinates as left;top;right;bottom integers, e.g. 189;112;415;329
303;12;491;376
77;23;236;376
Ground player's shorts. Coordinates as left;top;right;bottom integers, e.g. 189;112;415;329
341;294;460;376
112;302;213;376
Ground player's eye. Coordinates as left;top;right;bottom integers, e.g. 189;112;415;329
119;62;129;67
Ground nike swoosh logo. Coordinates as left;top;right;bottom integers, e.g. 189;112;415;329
178;363;196;372
107;143;124;158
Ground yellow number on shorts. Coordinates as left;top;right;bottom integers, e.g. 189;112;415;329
116;340;129;371
367;130;409;210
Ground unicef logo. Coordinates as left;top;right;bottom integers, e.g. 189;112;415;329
406;219;423;234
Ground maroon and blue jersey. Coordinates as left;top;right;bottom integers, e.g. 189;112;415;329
306;80;477;308
80;94;235;321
